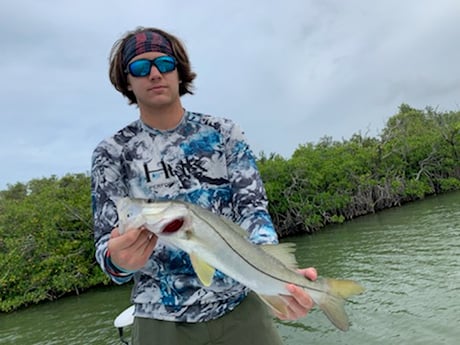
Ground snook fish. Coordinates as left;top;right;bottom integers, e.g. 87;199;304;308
116;197;364;331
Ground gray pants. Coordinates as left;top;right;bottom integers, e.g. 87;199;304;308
132;293;284;345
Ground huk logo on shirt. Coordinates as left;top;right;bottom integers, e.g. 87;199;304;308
143;158;198;189
143;158;228;190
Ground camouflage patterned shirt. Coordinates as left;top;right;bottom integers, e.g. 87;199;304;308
91;110;278;322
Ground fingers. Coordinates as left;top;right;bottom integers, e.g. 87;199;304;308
143;233;158;256
108;227;157;271
134;231;158;255
272;291;314;320
130;229;155;251
109;226;148;251
275;267;318;320
289;284;314;306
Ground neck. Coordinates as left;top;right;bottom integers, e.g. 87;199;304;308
139;101;184;130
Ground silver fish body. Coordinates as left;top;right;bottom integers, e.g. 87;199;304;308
116;197;364;331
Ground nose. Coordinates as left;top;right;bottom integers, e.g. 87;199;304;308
148;64;162;79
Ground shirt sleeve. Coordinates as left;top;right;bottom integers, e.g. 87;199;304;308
224;122;279;245
91;140;132;284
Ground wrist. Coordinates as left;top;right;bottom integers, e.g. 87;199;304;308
105;250;137;277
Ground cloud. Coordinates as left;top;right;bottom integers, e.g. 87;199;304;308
1;0;459;188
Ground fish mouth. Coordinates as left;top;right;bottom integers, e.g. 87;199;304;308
162;218;185;233
141;201;190;234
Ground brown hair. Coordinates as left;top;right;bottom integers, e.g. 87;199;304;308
109;27;197;105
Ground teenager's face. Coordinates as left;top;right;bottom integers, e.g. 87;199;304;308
126;52;181;110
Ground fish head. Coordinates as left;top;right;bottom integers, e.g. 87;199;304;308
115;197;147;233
116;198;198;254
141;201;193;241
116;198;191;237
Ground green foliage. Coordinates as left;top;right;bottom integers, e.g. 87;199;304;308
0;174;109;312
259;105;460;236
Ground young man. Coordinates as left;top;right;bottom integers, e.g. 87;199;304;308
91;27;317;345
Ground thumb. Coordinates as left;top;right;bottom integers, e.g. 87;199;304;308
299;267;317;281
110;227;121;239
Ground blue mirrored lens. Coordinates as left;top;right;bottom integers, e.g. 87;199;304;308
129;61;151;76
128;56;177;77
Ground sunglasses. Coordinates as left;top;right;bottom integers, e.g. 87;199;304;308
126;55;177;77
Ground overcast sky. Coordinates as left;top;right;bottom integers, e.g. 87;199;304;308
1;0;459;189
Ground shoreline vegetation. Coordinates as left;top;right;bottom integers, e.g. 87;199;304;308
1;104;459;312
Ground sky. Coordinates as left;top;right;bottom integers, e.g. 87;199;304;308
1;0;459;189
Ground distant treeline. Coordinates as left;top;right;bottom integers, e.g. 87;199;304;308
259;104;460;236
0;104;459;312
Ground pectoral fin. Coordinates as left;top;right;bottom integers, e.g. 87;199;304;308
258;294;290;316
189;252;215;287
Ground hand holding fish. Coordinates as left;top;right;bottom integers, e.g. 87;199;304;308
107;226;158;272
274;267;317;320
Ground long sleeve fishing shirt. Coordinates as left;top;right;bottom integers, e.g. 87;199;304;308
91;110;278;322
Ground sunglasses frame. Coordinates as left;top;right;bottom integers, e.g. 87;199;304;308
126;55;177;77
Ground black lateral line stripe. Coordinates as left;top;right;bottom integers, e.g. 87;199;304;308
190;207;325;294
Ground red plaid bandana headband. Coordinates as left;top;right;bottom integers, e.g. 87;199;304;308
122;31;174;66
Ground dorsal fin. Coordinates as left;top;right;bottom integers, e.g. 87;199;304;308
260;243;299;270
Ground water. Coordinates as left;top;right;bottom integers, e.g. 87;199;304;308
0;285;133;345
1;192;459;344
278;191;460;345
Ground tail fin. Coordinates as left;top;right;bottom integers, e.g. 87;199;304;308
316;278;365;331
